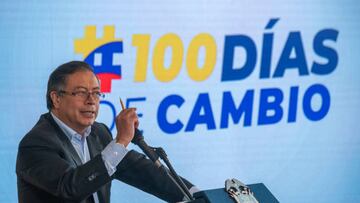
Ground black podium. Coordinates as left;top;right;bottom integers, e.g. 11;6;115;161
190;183;279;203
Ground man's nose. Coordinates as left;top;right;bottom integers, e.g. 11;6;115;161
85;93;97;104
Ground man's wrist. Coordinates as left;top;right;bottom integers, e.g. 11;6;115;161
115;136;130;147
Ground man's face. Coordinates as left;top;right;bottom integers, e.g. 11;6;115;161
51;70;100;134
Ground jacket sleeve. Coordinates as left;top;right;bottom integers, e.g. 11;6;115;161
16;131;112;201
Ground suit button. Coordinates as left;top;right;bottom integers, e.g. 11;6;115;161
88;174;96;181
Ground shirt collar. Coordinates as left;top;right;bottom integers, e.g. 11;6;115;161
50;112;91;142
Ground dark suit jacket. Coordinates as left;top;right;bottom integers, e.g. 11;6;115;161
16;113;192;203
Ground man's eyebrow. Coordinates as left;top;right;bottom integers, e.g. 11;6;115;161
73;86;88;91
73;86;100;91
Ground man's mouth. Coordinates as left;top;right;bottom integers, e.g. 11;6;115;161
80;110;96;117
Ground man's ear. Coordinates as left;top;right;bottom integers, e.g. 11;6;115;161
50;91;61;109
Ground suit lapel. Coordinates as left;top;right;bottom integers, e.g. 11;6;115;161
86;133;102;158
61;136;83;166
44;113;83;166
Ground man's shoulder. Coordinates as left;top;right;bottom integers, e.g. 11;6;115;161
19;113;113;147
19;113;61;148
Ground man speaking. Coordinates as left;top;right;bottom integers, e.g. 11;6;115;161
16;61;194;203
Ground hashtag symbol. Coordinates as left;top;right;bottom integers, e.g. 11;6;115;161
74;26;123;93
74;25;122;58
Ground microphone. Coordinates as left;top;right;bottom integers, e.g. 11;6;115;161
131;129;162;168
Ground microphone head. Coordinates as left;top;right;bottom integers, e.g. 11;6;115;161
131;128;144;145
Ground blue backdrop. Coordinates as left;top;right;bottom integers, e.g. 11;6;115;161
1;0;360;202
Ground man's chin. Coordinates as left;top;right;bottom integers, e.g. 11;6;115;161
85;120;95;125
80;119;95;127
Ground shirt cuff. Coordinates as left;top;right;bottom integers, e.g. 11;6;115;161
101;140;128;176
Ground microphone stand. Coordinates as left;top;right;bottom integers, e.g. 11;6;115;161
152;147;194;201
131;129;193;201
159;164;193;201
